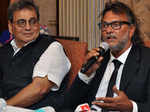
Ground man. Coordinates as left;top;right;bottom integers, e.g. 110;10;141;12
0;0;71;110
0;0;49;46
63;1;150;112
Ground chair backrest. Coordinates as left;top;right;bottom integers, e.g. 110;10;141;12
143;40;150;48
56;38;88;88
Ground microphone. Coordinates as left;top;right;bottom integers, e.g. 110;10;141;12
74;103;91;112
81;42;109;73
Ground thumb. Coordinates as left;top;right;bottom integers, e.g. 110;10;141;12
113;85;120;96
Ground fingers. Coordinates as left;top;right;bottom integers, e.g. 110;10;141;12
86;48;104;64
83;48;104;76
86;48;100;60
95;97;115;103
92;97;116;110
113;86;127;98
97;56;104;62
113;85;120;96
92;89;132;112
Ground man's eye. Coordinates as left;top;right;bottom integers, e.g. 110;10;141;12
112;22;120;27
17;20;25;25
102;24;108;28
29;19;38;25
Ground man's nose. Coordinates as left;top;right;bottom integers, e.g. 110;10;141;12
24;22;31;30
105;25;113;34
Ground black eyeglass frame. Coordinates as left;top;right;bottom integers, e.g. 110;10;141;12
98;21;131;31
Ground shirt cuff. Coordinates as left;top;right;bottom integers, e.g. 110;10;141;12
32;71;59;91
78;71;96;84
131;100;138;112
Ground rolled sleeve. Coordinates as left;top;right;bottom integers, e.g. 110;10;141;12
131;100;138;112
33;41;71;91
78;71;96;84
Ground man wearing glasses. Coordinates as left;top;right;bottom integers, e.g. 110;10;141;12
63;1;150;112
0;0;71;111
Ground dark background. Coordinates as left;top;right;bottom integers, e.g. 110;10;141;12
0;0;9;34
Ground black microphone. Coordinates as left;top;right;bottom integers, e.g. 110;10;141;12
81;42;109;73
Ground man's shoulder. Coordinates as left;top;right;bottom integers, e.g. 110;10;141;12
135;45;150;60
31;35;58;55
39;34;57;42
133;44;150;51
138;45;150;53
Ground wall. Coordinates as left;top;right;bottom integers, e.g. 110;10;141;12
132;0;150;41
34;0;57;35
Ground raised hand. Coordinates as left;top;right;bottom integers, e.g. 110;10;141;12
92;86;133;112
82;48;104;77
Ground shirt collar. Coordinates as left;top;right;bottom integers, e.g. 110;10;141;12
10;39;35;52
110;45;132;65
11;39;20;52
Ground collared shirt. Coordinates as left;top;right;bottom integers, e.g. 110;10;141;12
79;45;138;112
11;39;35;55
11;39;71;91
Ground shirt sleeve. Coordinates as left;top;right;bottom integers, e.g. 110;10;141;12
131;100;138;112
33;41;71;91
78;71;96;84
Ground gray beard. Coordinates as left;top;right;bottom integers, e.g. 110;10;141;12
110;31;130;52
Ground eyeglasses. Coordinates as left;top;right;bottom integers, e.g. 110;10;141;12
98;21;131;31
13;17;39;28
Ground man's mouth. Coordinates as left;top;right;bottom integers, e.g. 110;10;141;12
24;32;33;36
106;36;116;40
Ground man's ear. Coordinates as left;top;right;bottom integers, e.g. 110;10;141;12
8;21;13;34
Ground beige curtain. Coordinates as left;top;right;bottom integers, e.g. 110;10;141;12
59;0;105;49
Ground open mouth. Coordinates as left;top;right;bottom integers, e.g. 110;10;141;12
107;36;116;40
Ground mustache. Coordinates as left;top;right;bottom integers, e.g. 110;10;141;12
106;34;116;39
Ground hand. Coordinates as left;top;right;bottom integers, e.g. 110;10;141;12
83;48;104;77
92;86;133;112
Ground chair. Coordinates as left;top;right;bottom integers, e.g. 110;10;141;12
143;40;150;48
56;38;88;88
